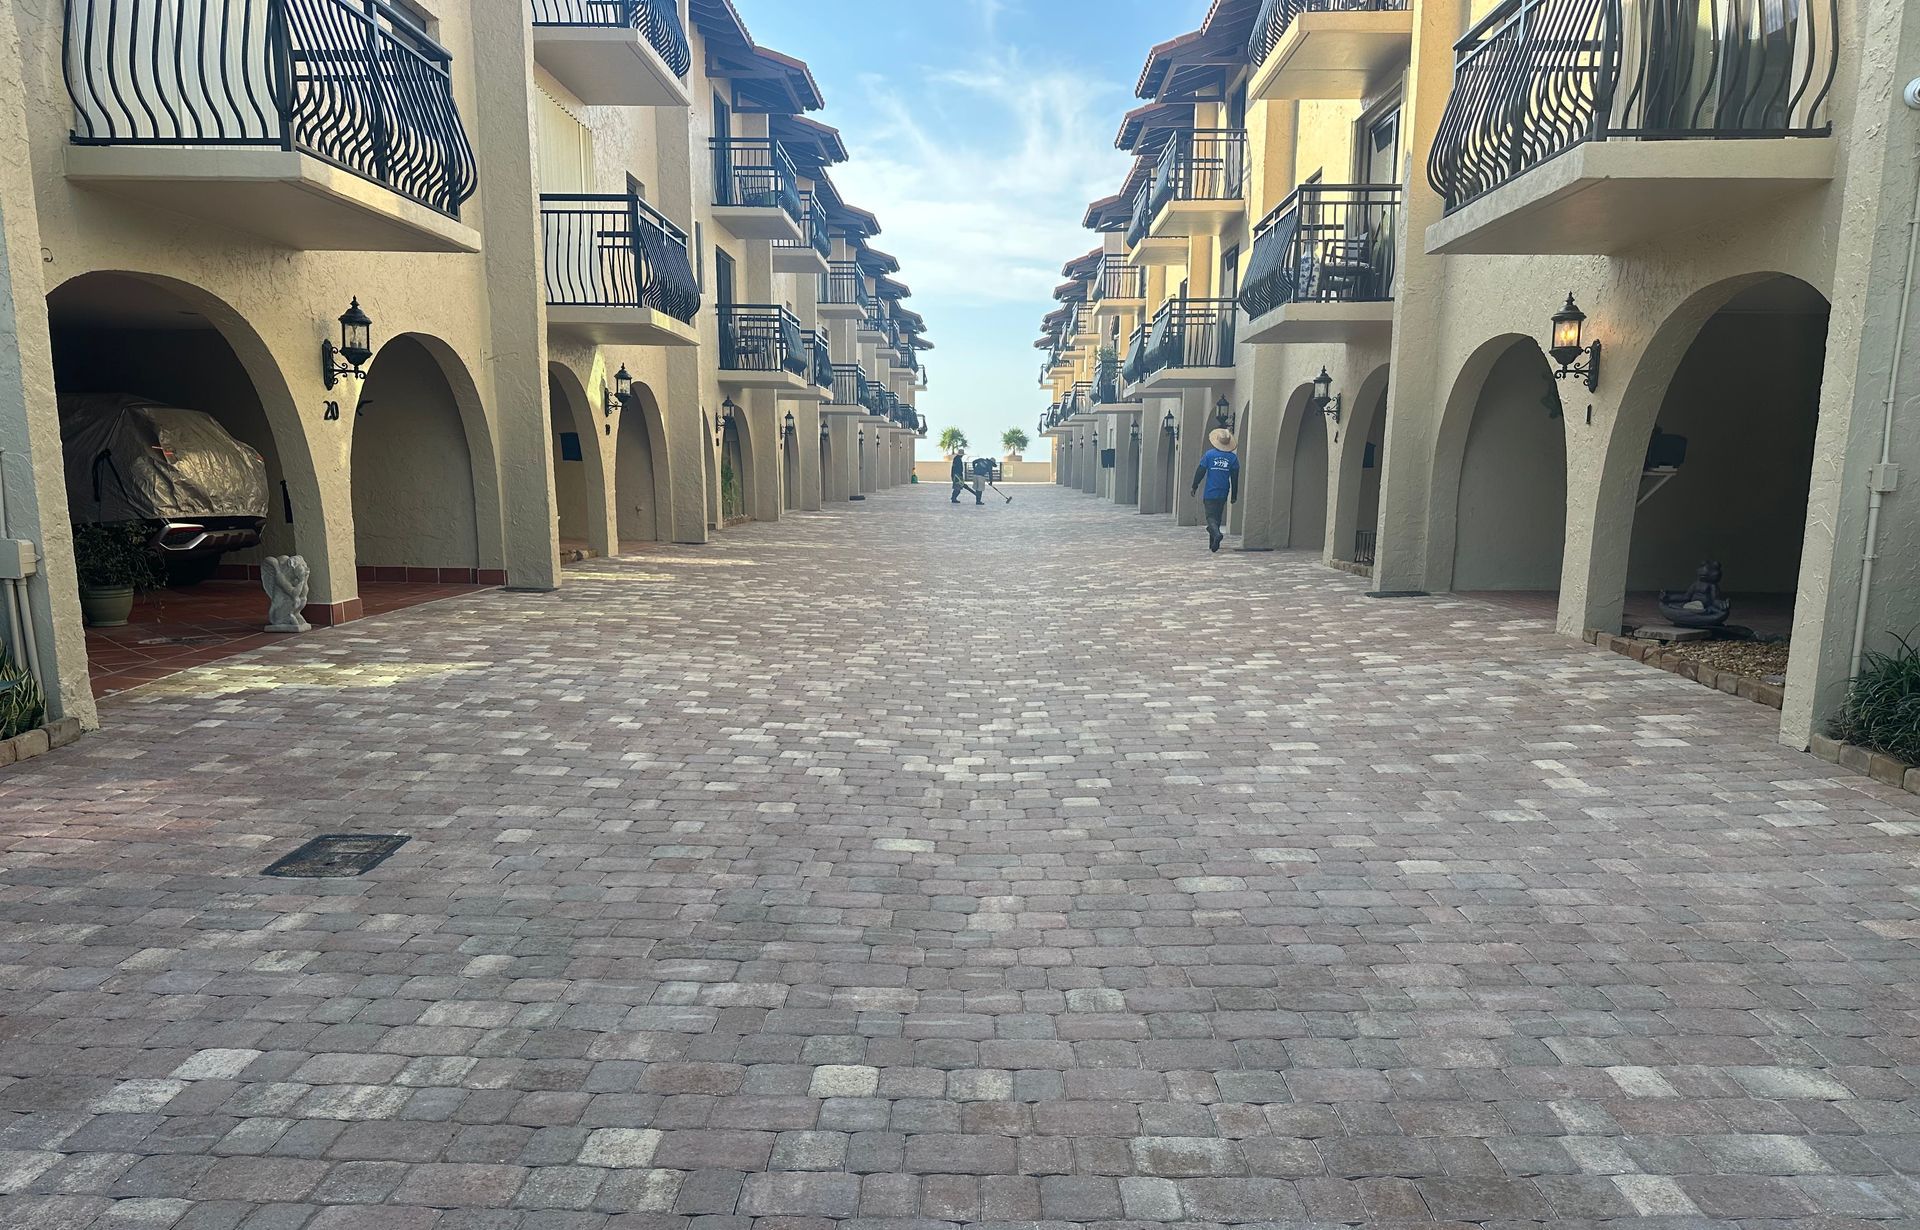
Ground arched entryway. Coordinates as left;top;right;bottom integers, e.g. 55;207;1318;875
783;415;800;512
720;413;748;525
351;335;491;580
818;425;834;502
1431;336;1567;594
548;364;607;558
1588;274;1830;649
1287;401;1329;552
615;379;672;546
1332;366;1390;567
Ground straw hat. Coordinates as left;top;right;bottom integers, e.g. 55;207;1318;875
1209;428;1236;451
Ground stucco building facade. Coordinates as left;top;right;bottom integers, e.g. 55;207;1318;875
0;0;928;731
1039;0;1920;751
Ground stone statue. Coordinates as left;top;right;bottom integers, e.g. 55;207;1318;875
1659;559;1732;628
262;555;312;634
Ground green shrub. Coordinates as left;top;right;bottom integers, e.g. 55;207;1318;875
71;521;163;592
1831;635;1920;765
720;459;743;519
0;651;44;741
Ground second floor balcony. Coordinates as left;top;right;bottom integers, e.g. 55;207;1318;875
718;304;810;390
63;0;478;252
805;330;835;394
774;192;834;275
710;138;805;242
1090;257;1147;315
542;194;700;347
1241;184;1400;345
819;262;873;320
530;0;691;109
1248;0;1413;102
1425;0;1836;255
1132;298;1238;389
822;364;873;414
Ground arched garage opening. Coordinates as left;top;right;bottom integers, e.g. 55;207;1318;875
1434;336;1567;596
45;271;329;691
1580;275;1831;689
351;335;490;582
615;379;672;546
548;364;605;558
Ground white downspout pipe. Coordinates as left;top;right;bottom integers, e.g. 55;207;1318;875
1847;92;1920;678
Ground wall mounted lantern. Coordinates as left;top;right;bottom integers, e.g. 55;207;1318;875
604;364;634;418
1549;293;1601;391
1130;421;1141;444
1308;366;1343;424
858;428;866;448
1214;395;1234;431
820;421;830;442
783;410;797;441
1162;409;1179;441
321;299;374;390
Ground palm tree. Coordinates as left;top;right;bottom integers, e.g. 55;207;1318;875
938;427;969;456
1001;428;1030;460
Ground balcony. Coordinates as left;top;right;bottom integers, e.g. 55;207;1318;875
1090;257;1147;319
1138;130;1249;244
819;263;871;320
822;364;873;415
542;194;700;347
1241;184;1399;345
718;305;810;391
859;309;896;347
774;192;834;275
804;330;834;399
1248;0;1413;102
1135;298;1238;389
63;0;479;251
710;138;804;242
530;0;691;109
1425;0;1836;255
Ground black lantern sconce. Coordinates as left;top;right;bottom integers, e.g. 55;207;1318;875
1308;366;1343;424
858;427;866;448
783;410;797;442
321;299;374;390
1162;408;1179;441
603;364;634;418
1214;395;1234;431
820;420;831;443
1549;293;1601;391
1130;420;1141;444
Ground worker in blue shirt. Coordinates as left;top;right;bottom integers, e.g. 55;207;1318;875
1189;427;1241;553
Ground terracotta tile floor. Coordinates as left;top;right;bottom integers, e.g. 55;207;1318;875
85;579;491;698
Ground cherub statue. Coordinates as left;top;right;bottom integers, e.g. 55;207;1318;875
261;555;312;634
1659;559;1732;628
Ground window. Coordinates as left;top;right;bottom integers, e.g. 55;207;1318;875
1219;245;1240;301
1358;97;1403;186
715;249;735;308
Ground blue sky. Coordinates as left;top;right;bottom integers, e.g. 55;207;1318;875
743;0;1209;459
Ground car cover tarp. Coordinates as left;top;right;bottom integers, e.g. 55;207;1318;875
61;394;269;524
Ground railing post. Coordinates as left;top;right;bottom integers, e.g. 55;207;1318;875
269;0;295;151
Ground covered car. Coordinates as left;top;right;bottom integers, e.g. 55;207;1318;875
60;394;269;565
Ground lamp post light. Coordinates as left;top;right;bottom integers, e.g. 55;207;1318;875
321;298;375;389
1548;292;1601;391
1308;366;1343;424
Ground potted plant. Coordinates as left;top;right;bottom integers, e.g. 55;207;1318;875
71;521;162;628
1001;428;1030;461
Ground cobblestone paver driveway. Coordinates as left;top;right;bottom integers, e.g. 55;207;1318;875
3;486;1920;1230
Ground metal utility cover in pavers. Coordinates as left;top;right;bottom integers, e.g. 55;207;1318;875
261;835;411;878
2;486;1920;1229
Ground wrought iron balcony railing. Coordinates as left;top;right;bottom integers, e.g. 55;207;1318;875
828;363;870;406
1092;257;1146;302
1125;188;1155;249
1249;0;1410;66
530;0;691;79
541;194;700;322
806;330;833;389
858;375;889;415
820;261;871;309
1143;298;1238;376
710;137;803;223
1151;129;1249;212
1427;0;1837;212
718;304;807;376
1240;184;1400;320
65;0;479;218
776;191;834;261
1354;529;1378;567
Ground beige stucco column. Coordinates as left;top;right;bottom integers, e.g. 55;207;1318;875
471;0;559;591
1173;388;1216;526
0;35;95;726
1369;0;1465;594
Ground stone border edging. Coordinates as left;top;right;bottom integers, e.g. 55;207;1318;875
1584;629;1785;709
1808;733;1920;796
0;717;84;768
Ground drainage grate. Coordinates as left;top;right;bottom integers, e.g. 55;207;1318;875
263;834;410;878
